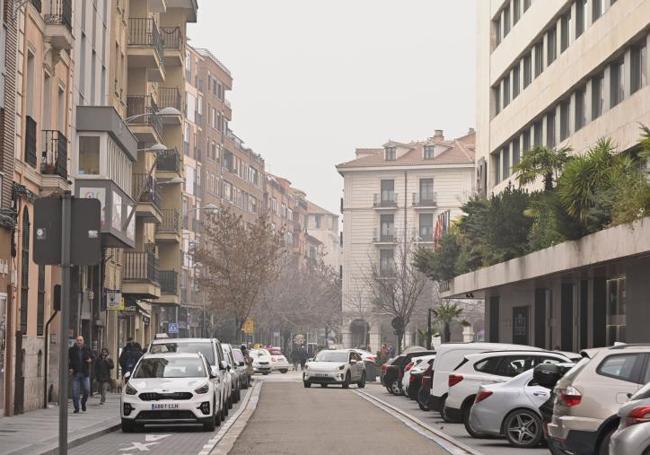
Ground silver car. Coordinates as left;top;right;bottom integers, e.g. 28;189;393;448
468;369;550;448
610;382;650;455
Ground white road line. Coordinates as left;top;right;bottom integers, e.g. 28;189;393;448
354;390;483;455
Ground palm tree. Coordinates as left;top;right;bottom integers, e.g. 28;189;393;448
513;145;573;191
433;302;463;343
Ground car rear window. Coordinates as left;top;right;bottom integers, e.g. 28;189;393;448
474;357;501;375
597;354;644;383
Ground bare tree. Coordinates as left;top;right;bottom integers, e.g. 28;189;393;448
365;240;429;353
194;206;285;342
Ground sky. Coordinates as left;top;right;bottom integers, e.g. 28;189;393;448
188;0;477;214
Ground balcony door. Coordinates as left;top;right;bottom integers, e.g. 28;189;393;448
380;214;394;241
380;179;394;203
419;178;434;202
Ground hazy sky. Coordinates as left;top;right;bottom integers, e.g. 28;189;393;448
188;0;477;214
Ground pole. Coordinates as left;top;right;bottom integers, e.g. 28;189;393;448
43;309;59;408
427;309;432;350
58;192;72;455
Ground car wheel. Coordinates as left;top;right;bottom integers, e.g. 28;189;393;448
342;372;351;389
358;372;366;388
202;410;216;432
390;380;401;395
303;381;311;388
215;400;222;426
320;383;328;388
440;397;457;423
262;372;270;375
462;400;486;438
504;409;543;448
228;396;233;409
121;419;139;433
385;386;393;394
597;427;616;455
417;386;431;411
280;369;288;374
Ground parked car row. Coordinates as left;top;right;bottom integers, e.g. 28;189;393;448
386;341;650;454
120;336;254;433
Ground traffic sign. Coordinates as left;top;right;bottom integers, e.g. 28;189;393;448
167;322;178;334
242;319;255;335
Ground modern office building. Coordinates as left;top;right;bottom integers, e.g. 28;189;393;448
444;0;650;351
337;129;476;351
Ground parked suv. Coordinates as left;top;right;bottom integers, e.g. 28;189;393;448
445;350;571;426
381;348;435;395
548;344;650;455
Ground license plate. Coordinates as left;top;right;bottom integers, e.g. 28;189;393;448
151;403;179;410
315;373;329;377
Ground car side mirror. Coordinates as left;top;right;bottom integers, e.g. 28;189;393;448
220;360;229;371
210;366;219;379
238;361;245;367
124;371;131;381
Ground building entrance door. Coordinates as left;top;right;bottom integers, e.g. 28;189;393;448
512;306;529;345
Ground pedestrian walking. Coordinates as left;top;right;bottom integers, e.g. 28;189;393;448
119;338;143;378
68;335;94;413
290;346;300;371
299;345;308;370
94;348;114;404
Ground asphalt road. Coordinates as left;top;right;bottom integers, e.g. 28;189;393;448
362;384;550;455
228;376;450;455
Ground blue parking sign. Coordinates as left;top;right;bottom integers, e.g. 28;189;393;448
168;322;178;334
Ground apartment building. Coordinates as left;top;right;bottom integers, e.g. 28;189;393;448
265;174;309;256
306;201;342;271
443;0;650;351
336;130;476;351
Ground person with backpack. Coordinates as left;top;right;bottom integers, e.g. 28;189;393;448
119;338;141;378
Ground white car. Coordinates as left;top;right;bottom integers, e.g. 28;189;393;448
250;348;272;375
444;350;570;429
349;349;377;363
402;354;435;395
303;349;366;388
268;347;291;373
429;342;543;421
121;352;221;432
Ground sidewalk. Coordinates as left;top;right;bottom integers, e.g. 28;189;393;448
0;393;121;455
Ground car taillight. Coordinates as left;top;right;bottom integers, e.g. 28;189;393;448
410;374;417;383
622;405;650;428
475;390;493;404
559;386;582;407
448;374;463;387
405;362;414;372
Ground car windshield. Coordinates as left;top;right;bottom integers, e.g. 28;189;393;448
149;342;215;364
233;349;245;362
315;351;348;363
253;349;270;357
132;357;207;378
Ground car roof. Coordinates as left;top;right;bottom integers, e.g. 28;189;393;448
151;337;214;344
435;343;541;353
142;352;204;359
464;350;567;359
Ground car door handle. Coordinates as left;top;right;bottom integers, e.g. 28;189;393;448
533;392;548;397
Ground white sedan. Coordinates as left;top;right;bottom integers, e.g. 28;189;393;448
250;348;273;375
121;352;221;432
303;349;366;388
268;347;291;373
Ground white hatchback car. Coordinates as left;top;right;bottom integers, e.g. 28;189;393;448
250;348;273;375
303;349;366;388
445;350;570;427
121;352;221;432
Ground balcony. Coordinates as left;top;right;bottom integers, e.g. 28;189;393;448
133;173;162;223
44;0;73;50
122;251;161;299
24;116;37;168
373;192;398;210
373;228;397;244
413;192;438;209
415;227;434;244
128;18;164;81
159;270;179;305
127;95;162;143
40;130;67;179
156;209;181;243
155;148;181;177
158;87;182;125
161;26;184;67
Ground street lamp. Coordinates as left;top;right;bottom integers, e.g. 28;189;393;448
124;106;182;124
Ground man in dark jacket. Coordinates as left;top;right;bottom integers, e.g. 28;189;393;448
94;348;114;404
68;336;94;413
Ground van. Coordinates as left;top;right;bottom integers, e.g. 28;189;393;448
430;342;542;420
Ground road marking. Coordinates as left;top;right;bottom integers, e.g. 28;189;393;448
119;441;159;452
145;434;171;442
354;390;482;455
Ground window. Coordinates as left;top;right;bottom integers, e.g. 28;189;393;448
496;355;536;377
560;100;570;141
560;11;571;53
20;211;30;334
522;128;531;154
423;145;435;159
591;73;604;120
79;136;101;175
533;120;543;147
512;65;520;99
379;249;394;276
503;77;510;107
524;0;531;11
494;16;502;46
419;214;434;241
493;152;502;183
513;0;521;24
547;111;556;148
523;53;532;88
547;27;557;65
380;179;395;203
385;146;396;161
610;60;625;107
631;42;648;94
503;5;511;37
534;41;544;78
597;354;641;383
419;178;434;203
575;86;586;131
512;138;521;167
494;85;501;114
575;0;586;38
606;277;626;345
314;214;322;229
501;146;510;179
474;357;502;375
379;214;394;241
593;0;605;22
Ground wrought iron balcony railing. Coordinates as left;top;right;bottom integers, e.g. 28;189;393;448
159;270;178;294
159;209;180;233
126;95;162;138
41;130;68;179
123;251;159;284
128;18;163;63
44;0;72;31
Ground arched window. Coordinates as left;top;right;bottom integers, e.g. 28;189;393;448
20;210;30;334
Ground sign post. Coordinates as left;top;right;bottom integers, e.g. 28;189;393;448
58;193;72;455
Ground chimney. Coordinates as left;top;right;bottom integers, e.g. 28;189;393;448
468;127;475;135
433;129;444;141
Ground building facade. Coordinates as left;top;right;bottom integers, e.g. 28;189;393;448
337;129;476;352
444;0;650;351
306;201;341;271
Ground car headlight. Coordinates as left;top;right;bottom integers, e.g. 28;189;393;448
125;383;138;395
338;365;345;371
194;383;210;394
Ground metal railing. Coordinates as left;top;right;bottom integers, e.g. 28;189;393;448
155;148;181;173
373;192;398;208
413;192;438;207
123;251;159;284
159;209;180;233
126;95;162;138
41;130;67;179
160;26;183;51
44;0;72;31
373;227;396;243
133;173;160;208
417;227;434;242
24;116;37;168
159;87;181;111
128;18;163;63
159;270;178;294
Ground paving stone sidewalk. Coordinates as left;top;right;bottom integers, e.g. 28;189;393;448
0;393;121;455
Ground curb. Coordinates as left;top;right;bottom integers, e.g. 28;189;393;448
354;390;483;455
41;422;122;455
